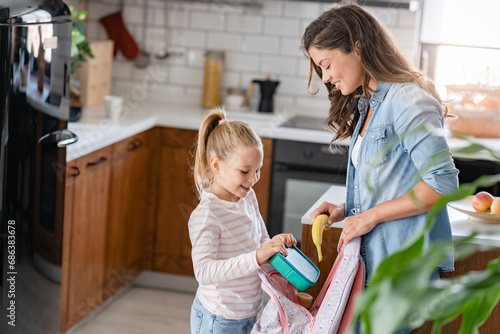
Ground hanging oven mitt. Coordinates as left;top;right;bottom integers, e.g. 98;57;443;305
99;11;139;60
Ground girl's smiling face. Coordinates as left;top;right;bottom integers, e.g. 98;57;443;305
210;144;263;202
308;45;365;95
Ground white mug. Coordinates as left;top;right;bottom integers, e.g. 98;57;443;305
104;95;124;122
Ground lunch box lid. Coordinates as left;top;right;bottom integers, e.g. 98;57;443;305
269;246;319;289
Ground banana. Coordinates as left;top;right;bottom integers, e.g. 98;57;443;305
312;214;329;262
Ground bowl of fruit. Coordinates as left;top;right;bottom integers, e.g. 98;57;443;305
448;191;500;224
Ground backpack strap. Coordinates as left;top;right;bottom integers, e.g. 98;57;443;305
310;237;361;311
258;269;291;334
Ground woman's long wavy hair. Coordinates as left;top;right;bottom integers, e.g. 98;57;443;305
302;1;447;141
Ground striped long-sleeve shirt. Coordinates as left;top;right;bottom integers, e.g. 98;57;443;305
188;189;271;319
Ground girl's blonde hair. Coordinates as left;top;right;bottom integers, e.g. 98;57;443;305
193;108;263;196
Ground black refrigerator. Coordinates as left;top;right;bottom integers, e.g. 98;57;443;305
0;1;78;333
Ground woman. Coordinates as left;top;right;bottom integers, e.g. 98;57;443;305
303;1;458;297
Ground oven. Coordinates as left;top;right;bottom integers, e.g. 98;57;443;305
267;137;349;246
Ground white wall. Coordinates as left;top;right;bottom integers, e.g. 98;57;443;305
80;0;417;114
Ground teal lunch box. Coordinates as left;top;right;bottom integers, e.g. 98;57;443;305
269;246;320;291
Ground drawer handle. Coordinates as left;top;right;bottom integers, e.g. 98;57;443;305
87;157;108;167
69;166;80;177
127;138;144;151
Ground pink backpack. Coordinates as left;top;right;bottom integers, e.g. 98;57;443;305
252;237;365;334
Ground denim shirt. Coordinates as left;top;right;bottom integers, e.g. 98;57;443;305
345;81;459;282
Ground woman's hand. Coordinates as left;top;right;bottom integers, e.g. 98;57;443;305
342;210;377;245
256;233;297;265
309;201;345;225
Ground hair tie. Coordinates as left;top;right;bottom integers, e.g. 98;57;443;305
218;119;228;125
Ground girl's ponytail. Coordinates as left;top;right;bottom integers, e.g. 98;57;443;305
193;108;226;196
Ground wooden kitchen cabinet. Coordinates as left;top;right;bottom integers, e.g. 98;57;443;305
301;225;500;333
254;137;273;222
105;129;157;295
152;128;273;276
153;128;198;276
60;146;112;332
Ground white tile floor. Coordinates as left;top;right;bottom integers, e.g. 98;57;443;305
71;287;195;334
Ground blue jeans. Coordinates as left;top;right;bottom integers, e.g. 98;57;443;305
190;295;257;334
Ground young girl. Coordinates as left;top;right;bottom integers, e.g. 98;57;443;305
189;109;296;334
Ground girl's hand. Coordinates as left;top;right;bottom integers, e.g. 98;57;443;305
256;233;297;265
342;211;377;245
309;201;345;226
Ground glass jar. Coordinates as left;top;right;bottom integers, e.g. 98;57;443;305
225;87;248;111
202;50;224;108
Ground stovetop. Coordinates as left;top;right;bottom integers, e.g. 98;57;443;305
279;115;326;131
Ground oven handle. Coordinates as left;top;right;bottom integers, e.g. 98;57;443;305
39;130;79;147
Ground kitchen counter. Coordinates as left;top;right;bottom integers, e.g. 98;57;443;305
67;102;500;162
66;103;337;161
301;185;500;248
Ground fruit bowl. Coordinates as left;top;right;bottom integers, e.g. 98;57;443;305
448;196;500;224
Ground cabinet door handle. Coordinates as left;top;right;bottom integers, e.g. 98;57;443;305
134;138;143;149
127;138;144;151
87;157;108;167
69;166;81;177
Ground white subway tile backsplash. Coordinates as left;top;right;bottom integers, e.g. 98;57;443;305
278;75;309;96
132;63;169;84
261;0;284;17
148;6;164;26
264;17;301;37
170;29;206;49
86;0;417;115
295;95;331;115
191;11;225;31
281;37;303;57
183;86;204;107
169;67;203;86
87;3;120;22
227;14;263;34
225;53;259;72
111;61;133;80
86;21;102;41
297;57;310;77
186;49;206;67
123;6;146;25
283;1;322;19
207;32;242;52
222;71;241;90
166;9;189;28
243;35;279;55
261;56;297;76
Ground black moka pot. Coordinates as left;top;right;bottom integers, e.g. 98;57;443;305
251;77;280;113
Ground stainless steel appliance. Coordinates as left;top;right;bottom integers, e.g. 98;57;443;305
0;1;77;333
269;116;348;246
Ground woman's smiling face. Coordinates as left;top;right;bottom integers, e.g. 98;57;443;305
308;46;365;96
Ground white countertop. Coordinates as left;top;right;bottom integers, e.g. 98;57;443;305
301;185;500;248
66;103;338;161
67;102;500;162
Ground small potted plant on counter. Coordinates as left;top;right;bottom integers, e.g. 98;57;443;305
69;5;93;122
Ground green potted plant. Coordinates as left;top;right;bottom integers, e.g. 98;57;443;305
349;133;500;334
69;6;94;121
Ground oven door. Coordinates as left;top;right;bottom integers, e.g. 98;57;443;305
268;165;347;246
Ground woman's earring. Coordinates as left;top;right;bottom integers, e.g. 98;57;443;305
215;174;219;180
